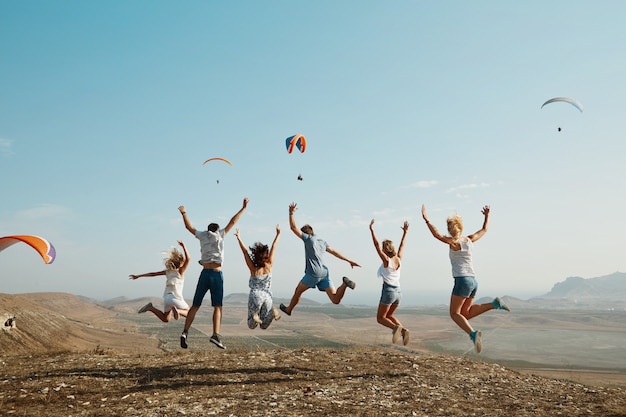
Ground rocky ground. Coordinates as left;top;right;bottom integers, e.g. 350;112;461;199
2;347;626;417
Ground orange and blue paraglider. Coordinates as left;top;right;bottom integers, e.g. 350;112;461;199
285;134;306;154
0;235;56;264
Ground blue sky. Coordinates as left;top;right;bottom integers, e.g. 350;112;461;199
1;1;625;305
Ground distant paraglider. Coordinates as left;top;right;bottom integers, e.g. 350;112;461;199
286;134;306;181
541;97;584;113
202;157;232;166
0;235;56;264
202;157;232;184
285;134;306;154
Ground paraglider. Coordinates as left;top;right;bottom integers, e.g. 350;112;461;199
202;157;232;184
202;157;232;166
286;135;306;180
541;97;584;113
285;134;306;154
0;235;56;264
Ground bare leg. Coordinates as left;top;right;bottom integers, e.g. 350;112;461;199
377;303;401;329
464;301;494;320
325;282;348;304
213;306;222;335
148;306;171;323
449;294;474;335
283;282;309;314
183;305;200;332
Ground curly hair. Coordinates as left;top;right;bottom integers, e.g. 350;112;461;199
446;213;464;241
249;242;270;268
163;247;185;271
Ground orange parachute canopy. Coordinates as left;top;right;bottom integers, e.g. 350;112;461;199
202;157;232;166
0;235;56;264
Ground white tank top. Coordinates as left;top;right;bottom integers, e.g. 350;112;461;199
449;238;475;277
164;269;184;300
377;258;401;287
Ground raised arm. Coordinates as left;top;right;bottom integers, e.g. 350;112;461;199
179;205;196;235
129;270;165;280
234;228;255;273
267;224;281;265
397;221;409;259
224;197;249;234
467;205;490;242
369;219;388;264
326;246;361;268
422;204;453;245
178;240;190;274
289;202;303;238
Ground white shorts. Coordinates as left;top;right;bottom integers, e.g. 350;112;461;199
163;294;190;311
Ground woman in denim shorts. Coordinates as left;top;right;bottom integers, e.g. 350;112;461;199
369;219;410;345
422;204;510;354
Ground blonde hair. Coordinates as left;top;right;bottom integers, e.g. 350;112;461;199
382;239;396;257
163;247;185;271
446;213;463;241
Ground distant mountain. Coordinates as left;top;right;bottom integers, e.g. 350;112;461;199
542;272;626;299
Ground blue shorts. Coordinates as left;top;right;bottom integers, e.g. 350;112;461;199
452;276;478;298
300;266;333;291
192;269;224;307
380;283;401;306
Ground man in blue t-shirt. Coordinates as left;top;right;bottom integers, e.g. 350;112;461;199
280;202;360;316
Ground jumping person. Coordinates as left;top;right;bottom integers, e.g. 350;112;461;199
369;219;410;345
234;225;281;329
280;202;360;316
130;240;190;322
421;204;510;353
178;197;248;350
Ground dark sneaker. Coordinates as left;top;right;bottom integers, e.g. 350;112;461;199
138;302;153;314
492;297;511;311
272;306;281;321
392;325;403;344
401;328;410;346
342;276;356;290
180;332;188;349
171;306;179;320
470;330;482;354
279;303;291;316
210;334;225;350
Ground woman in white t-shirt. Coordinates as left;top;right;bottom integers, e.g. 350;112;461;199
130;240;190;322
421;204;510;354
369;219;409;345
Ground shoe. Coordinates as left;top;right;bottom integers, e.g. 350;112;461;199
492;297;511;311
342;276;356;290
171;307;179;320
279;303;291;316
252;313;262;324
210;334;226;350
272;306;281;321
180;332;188;349
138;302;153;313
470;330;482;354
392;325;403;344
402;328;410;346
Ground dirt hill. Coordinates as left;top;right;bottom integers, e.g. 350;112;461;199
1;293;625;416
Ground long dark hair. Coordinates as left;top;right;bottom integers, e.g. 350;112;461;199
249;242;269;268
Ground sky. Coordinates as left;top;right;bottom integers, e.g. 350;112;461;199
1;1;625;306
